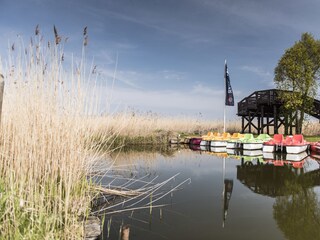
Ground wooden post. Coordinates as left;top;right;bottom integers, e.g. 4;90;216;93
284;114;288;135
274;105;278;134
0;74;4;125
248;112;252;133
241;116;244;133
261;106;264;134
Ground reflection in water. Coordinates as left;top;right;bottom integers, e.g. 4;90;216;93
236;154;320;196
236;154;320;240
98;146;320;240
222;179;233;228
273;183;320;240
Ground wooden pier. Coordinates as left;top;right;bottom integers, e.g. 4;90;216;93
237;89;320;134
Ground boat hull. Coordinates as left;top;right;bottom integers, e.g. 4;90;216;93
200;140;210;146
226;142;241;149
242;143;263;150
285;145;308;154
262;145;275;152
310;143;320;153
190;138;202;145
210;141;227;147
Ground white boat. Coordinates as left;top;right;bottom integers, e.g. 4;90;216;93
263;134;308;154
242;142;263;150
285;144;308;154
226;141;241;149
210;140;228;147
262;144;275;152
242;133;271;150
200;140;210;146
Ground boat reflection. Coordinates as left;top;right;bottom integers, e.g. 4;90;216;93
210;146;227;153
237;153;320;197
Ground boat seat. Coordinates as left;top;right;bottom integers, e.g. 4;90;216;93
256;133;272;141
292;134;305;144
265;134;284;145
273;134;284;143
230;133;244;139
285;136;293;145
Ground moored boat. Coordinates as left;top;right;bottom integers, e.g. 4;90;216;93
309;141;320;153
200;132;218;146
210;132;231;147
226;133;244;149
190;137;202;145
284;134;308;154
262;134;284;152
263;134;309;154
226;133;250;149
242;133;271;150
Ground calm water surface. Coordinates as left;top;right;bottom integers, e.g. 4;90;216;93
98;145;320;240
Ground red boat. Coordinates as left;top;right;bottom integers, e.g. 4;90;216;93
263;134;308;154
189;137;202;145
310;141;320;153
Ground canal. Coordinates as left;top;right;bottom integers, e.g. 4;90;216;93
96;145;320;240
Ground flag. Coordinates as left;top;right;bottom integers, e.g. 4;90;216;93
225;61;234;106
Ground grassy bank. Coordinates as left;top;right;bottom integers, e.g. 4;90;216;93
92;113;242;149
92;113;320;149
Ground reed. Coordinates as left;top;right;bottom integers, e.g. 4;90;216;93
92;112;242;148
0;26;100;239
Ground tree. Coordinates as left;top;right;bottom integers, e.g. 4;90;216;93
274;33;320;133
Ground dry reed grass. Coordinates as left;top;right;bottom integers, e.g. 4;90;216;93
0;26;103;239
92;111;242;148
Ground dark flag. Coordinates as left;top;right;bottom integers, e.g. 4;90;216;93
225;61;234;106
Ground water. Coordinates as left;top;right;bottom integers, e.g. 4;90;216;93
96;145;320;240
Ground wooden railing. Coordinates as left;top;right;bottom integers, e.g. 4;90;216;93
238;89;320;119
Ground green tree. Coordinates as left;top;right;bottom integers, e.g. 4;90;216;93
274;33;320;133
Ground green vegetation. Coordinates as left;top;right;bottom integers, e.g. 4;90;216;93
274;33;320;133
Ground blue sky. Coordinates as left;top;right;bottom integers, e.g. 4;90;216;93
1;0;320;119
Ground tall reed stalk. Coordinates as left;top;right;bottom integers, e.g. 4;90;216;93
0;27;99;239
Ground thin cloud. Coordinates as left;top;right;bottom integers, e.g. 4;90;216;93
240;65;272;79
99;85;237;119
192;83;223;95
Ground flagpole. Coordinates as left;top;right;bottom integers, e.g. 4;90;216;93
224;59;226;133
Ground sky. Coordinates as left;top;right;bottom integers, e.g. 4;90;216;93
1;0;320;120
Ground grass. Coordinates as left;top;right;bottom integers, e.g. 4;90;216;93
0;27;102;239
91;112;242;149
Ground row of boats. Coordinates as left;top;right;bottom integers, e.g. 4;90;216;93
189;132;320;155
192;145;311;168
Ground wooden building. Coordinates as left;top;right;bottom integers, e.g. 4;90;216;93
237;89;320;134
